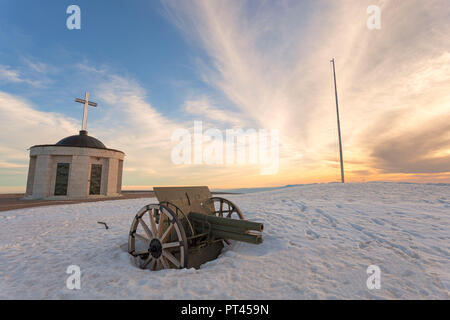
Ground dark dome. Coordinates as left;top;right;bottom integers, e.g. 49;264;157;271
56;130;106;149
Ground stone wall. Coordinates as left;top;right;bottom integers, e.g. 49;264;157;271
25;145;124;200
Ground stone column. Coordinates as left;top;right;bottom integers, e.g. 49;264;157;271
68;155;90;199
25;156;37;197
32;155;52;199
106;158;119;196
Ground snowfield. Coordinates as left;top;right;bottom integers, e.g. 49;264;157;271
0;182;448;299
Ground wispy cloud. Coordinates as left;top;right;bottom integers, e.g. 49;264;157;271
0;92;79;148
183;95;246;127
1;0;450;190
369;114;450;174
0;65;23;83
0;62;282;190
0;161;28;169
0;56;55;87
22;58;55;74
162;0;450;182
0;91;79;188
0;65;46;87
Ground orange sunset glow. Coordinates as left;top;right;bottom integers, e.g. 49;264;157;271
0;0;449;192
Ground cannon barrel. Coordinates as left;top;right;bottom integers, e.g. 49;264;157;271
188;212;264;245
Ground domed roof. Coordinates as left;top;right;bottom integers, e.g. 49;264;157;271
56;130;106;149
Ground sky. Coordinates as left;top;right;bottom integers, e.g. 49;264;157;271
0;0;449;193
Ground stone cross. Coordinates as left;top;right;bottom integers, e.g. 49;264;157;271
75;92;98;131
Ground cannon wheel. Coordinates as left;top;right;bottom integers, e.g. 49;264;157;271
206;197;245;219
205;197;245;245
128;204;188;270
159;201;195;237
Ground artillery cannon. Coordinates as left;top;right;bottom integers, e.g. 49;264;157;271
128;186;263;270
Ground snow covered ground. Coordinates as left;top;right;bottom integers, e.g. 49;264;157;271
0;182;448;299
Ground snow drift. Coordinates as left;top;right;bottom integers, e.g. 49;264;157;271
0;182;448;299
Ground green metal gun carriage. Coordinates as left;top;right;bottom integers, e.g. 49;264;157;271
128;186;264;270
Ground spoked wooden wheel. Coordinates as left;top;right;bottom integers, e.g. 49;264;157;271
205;197;245;244
206;197;245;219
128;204;188;270
159;201;195;238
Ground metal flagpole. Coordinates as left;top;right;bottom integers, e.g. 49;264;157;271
330;58;345;183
